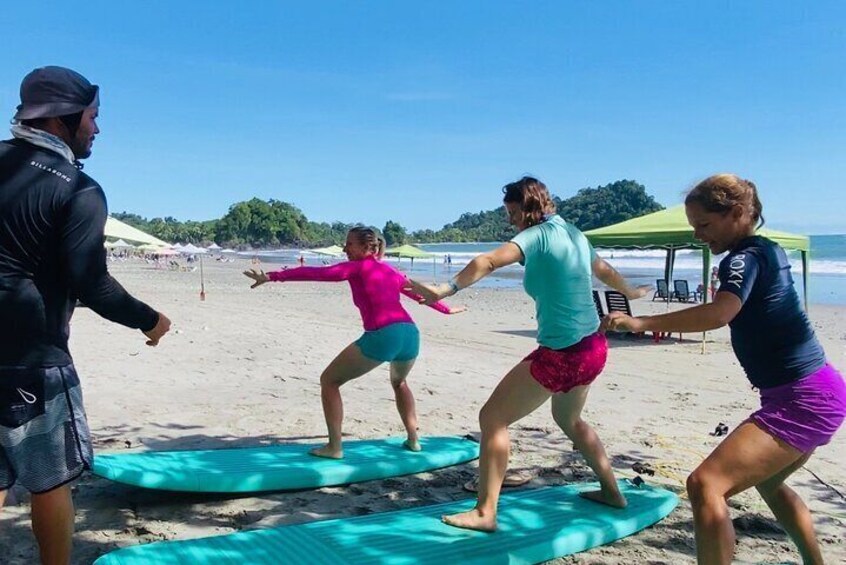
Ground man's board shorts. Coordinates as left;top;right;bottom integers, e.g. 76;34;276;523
356;322;420;363
524;332;608;394
749;363;846;453
0;365;93;493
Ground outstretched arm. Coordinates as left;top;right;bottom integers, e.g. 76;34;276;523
602;292;741;334
244;262;357;288
400;287;467;315
60;187;167;345
268;263;357;282
592;256;651;300
408;242;523;304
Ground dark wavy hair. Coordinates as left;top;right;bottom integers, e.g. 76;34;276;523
685;173;765;229
502;176;557;228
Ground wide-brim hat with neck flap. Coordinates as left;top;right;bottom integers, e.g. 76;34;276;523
13;65;99;121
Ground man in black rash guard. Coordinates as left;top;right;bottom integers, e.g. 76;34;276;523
0;66;171;564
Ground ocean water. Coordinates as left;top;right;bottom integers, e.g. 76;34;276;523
249;234;846;306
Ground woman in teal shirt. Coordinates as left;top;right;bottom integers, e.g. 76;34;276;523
410;176;648;532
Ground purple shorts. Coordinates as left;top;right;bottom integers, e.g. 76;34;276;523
523;333;608;394
749;364;846;453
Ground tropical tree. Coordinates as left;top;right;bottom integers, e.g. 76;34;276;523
113;178;665;247
383;220;408;246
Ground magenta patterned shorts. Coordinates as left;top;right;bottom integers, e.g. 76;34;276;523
523;333;608;394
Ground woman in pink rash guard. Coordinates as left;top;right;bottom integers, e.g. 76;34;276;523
244;226;465;459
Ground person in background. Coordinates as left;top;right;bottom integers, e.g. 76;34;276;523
710;265;720;300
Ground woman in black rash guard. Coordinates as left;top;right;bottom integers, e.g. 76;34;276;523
603;173;845;565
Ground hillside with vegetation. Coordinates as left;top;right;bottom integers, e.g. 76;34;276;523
114;179;663;247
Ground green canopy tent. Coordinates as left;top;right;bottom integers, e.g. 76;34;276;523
384;244;433;260
584;205;811;312
384;244;436;277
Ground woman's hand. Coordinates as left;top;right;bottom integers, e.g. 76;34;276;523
601;311;645;333
447;305;468;315
405;279;451;304
243;268;270;288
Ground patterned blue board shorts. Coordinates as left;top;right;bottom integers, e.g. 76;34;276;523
356;323;420;363
0;365;93;493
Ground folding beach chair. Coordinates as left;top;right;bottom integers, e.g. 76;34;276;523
673;279;695;302
653;279;671;301
592;290;605;319
605;290;674;342
604;290;633;317
603;290;644;339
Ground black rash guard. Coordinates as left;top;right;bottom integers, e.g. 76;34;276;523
718;235;826;389
0;138;158;368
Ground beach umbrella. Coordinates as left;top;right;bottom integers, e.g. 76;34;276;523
178;244;208;300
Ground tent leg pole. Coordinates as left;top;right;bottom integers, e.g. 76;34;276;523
802;250;810;314
701;247;711;354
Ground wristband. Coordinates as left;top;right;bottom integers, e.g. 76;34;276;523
447;280;460;295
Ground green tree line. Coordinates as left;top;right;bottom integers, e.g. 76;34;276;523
113;179;662;247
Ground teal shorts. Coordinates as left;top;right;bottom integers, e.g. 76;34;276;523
356;323;420;363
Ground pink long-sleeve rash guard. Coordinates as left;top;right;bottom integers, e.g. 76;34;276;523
267;256;450;331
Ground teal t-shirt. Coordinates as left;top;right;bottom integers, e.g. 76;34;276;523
510;215;599;349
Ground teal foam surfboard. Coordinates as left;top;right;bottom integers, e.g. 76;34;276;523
92;436;479;493
94;480;678;564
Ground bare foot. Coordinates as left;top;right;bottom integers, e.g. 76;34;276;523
309;444;343;459
442;508;497;532
403;438;421;452
579;489;627;508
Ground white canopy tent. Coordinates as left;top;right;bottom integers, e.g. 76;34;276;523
104;217;170;247
309;244;345;257
179;243;208;255
105;238;134;250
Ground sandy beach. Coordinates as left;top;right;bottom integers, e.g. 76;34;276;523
1;258;844;564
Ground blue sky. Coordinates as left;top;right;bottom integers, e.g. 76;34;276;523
2;2;844;234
